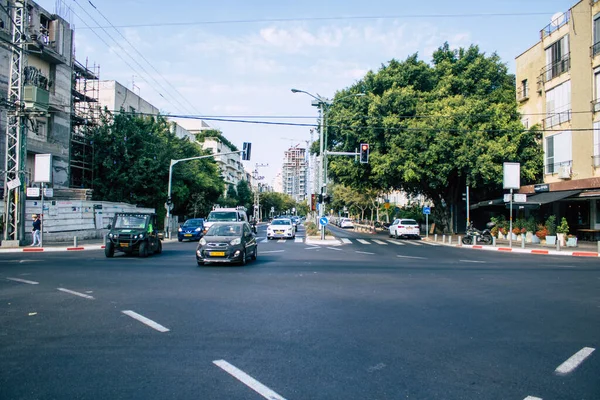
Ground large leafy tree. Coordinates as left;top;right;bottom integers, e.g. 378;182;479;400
326;44;543;232
90;112;224;226
236;180;253;211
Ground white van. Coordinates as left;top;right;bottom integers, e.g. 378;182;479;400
203;207;248;233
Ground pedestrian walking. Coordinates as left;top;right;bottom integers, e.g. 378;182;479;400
31;214;41;247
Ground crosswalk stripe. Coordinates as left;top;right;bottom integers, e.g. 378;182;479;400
260;238;268;243
372;240;387;245
420;241;440;246
278;239;286;243
294;237;303;243
386;240;405;245
404;241;422;246
357;239;370;244
340;238;352;244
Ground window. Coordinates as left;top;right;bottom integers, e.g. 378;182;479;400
594;121;600;167
545;35;569;81
545;131;572;174
595;70;600;112
521;118;529;129
521;79;528;98
594;13;600;56
545;80;571;127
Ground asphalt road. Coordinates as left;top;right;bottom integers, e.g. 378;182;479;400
1;223;599;400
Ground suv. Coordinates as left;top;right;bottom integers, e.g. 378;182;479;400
388;218;421;239
105;213;162;258
203;207;248;233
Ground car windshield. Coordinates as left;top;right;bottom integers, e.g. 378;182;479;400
114;215;147;229
207;211;238;222
401;219;418;225
183;219;203;227
271;219;291;225
207;224;242;236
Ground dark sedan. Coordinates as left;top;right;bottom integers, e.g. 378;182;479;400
196;222;257;266
178;218;205;242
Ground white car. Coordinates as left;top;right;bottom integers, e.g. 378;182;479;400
267;218;295;239
389;218;421;239
340;218;354;228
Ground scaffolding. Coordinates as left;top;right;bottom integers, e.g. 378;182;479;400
70;58;99;188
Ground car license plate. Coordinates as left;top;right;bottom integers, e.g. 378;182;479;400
275;230;283;234
211;251;225;257
120;243;129;247
184;234;192;237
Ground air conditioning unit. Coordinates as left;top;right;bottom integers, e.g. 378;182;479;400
558;165;572;179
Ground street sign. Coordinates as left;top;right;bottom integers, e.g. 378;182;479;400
423;206;431;215
27;187;40;197
43;188;53;197
513;194;527;203
384;203;390;209
6;178;21;190
319;216;329;226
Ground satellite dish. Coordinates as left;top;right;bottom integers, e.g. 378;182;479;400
551;12;565;27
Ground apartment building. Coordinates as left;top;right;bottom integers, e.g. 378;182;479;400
0;0;74;189
282;146;307;202
515;0;600;234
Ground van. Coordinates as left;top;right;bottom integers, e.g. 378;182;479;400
203;207;248;233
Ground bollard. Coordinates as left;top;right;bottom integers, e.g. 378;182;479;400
442;235;446;244
598;241;600;254
434;234;438;242
448;236;452;245
458;235;461;246
492;237;497;247
521;234;525;249
74;236;78;247
556;238;561;251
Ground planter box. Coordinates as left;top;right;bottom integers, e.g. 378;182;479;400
531;235;541;244
557;233;566;247
525;232;534;243
546;235;556;246
566;237;578;247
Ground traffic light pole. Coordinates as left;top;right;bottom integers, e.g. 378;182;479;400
166;150;244;239
318;101;325;240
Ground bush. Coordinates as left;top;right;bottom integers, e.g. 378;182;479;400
557;217;569;235
535;224;548;240
525;216;536;233
545;215;557;236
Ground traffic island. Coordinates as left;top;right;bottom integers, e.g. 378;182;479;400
305;235;341;246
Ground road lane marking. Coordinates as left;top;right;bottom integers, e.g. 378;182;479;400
327;247;342;251
555;347;595;375
278;239;286;243
372;240;387;245
524;397;542;400
260;250;285;254
357;239;370;244
403;241;422;246
305;246;320;250
122;310;170;333
386;240;404;245
213;359;287;400
57;288;95;300
340;238;352;244
294;237;303;243
420;241;440;246
356;251;374;255
459;260;487;263
7;277;39;285
260;238;268;243
397;255;426;260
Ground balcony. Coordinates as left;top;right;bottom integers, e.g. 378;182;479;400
540;10;570;39
23;85;50;112
545;159;572;175
517;86;529;102
538;54;570;83
592;41;600;57
593;155;600;167
592;99;600;113
543;107;571;128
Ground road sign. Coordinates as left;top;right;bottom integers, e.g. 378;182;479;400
27;187;40;197
319;216;329;226
423;206;431;215
384;202;390;209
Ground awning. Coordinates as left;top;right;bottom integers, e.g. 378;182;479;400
523;190;582;205
469;198;504;210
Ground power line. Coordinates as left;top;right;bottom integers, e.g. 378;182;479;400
77;12;562;29
66;0;196;115
81;0;203;116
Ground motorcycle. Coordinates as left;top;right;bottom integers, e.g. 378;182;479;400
462;222;494;245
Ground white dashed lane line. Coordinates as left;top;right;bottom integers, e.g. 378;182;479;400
57;288;95;300
213;359;287;400
524;396;542;400
6;277;39;285
555;347;595;375
260;250;285;254
356;251;375;255
327;247;342;251
459;260;487;264
122;310;170;333
397;255;426;260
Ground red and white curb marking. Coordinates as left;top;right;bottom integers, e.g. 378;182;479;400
424;241;599;257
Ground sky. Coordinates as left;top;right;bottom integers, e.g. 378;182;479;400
36;0;576;186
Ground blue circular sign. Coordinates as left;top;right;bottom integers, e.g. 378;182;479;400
319;217;329;226
423;206;431;215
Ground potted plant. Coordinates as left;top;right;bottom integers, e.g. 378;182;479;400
524;217;536;243
534;223;546;244
566;234;578;247
545;215;557;246
556;217;569;247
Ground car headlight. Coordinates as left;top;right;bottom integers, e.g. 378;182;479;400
108;233;113;238
195;227;202;232
178;227;182;232
230;238;241;245
138;234;144;239
199;238;207;246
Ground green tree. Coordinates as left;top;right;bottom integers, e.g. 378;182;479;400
236;180;253;211
90;112;224;226
326;44;543;233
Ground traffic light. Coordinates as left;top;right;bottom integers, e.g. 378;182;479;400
242;142;252;161
311;194;316;211
318;194;323;203
359;143;369;164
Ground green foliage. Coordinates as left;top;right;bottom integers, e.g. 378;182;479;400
556;217;569;235
545;215;557;236
194;129;239;152
325;43;543;233
236;180;253;211
89;112;224;226
525;216;536;233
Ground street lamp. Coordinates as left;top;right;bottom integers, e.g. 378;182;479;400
291;89;365;239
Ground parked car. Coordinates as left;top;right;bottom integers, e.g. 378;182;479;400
388;218;421;239
267;218;295;239
340;218;354;228
196;222;257;266
105;213;162;258
178;218;205;242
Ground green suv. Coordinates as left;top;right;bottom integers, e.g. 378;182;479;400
105;213;162;258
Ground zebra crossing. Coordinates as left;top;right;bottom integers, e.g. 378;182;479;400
259;237;440;246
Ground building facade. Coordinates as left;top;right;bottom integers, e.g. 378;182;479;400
201;137;245;187
515;0;600;234
282;146;307;202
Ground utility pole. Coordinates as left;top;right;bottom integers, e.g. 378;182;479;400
3;1;28;245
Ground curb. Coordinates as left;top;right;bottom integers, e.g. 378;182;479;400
0;240;178;254
432;241;600;258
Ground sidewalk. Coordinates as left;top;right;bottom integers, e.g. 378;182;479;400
0;238;180;253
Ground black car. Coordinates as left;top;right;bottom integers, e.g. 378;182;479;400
178;218;205;242
196;222;257;266
105;213;162;258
